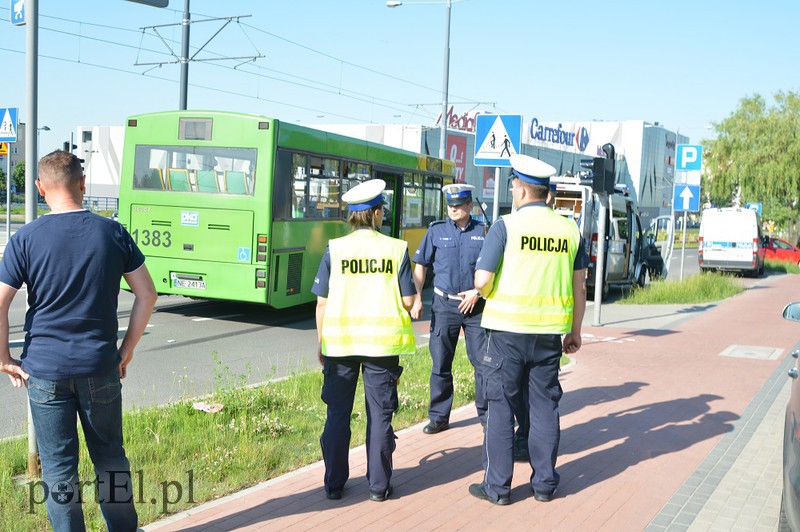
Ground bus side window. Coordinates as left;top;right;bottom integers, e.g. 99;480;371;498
196;170;219;193
167;168;192;192
136;168;164;190
224;171;248;194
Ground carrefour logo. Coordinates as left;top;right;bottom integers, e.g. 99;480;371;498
529;118;589;151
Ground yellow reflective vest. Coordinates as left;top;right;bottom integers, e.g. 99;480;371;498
321;230;416;357
481;206;581;334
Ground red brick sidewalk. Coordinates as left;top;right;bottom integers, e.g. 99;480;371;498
146;275;800;531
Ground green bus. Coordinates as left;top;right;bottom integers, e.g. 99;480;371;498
118;110;455;308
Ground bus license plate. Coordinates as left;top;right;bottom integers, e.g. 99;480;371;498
174;279;206;290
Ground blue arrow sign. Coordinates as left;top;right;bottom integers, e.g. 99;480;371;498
674;184;700;212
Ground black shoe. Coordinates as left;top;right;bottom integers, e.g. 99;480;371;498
533;489;555;502
369;485;392;502
325;488;342;500
468;483;510;506
513;439;529;462
423;420;450;434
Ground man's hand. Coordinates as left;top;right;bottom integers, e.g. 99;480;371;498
410;297;424;320
318;344;324;366
456;289;481;314
562;332;582;354
118;349;134;379
1;358;29;387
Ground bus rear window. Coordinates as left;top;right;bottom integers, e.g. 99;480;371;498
132;145;257;195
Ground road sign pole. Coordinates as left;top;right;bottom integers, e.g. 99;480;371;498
592;193;608;326
679;211;687;281
5;152;10;242
492;167;500;220
25;0;38;226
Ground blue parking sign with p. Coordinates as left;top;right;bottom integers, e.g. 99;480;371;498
676;144;703;171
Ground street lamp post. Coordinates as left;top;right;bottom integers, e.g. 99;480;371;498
387;0;453;160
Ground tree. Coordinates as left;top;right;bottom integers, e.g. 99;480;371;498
703;91;800;243
12;161;25;192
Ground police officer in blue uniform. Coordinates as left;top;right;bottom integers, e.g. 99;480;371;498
513;180;558;463
312;179;417;502
411;183;488;434
470;155;589;505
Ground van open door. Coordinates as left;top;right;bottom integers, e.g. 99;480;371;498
645;216;674;279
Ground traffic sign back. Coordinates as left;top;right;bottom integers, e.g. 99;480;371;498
474;115;521;167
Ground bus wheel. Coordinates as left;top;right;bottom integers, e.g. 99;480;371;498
636;268;647;288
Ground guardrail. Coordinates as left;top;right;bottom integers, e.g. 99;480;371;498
82;196;119;212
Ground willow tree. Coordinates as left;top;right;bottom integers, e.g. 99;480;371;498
703;91;800;242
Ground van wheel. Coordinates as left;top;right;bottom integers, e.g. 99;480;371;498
636;268;647;288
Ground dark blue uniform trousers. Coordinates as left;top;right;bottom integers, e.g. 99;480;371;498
428;293;488;424
480;331;563;501
320;355;403;495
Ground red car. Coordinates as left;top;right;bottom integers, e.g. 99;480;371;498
766;237;800;267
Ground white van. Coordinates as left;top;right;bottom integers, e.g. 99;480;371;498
698;207;766;276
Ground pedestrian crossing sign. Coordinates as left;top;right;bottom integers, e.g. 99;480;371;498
0;108;18;143
474;114;522;167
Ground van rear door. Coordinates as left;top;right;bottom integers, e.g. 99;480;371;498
646;216;675;279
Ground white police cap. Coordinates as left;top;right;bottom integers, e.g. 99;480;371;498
341;179;386;211
442;183;475;205
509;154;557;186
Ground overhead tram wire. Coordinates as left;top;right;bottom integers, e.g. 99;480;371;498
0;5;483;111
16;23;427;119
0;6;485;123
0;45;369;122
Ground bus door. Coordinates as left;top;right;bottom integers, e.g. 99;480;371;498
376;171;402;238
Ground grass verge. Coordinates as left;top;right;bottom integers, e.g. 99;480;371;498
765;259;800;274
0;346;569;530
619;272;745;304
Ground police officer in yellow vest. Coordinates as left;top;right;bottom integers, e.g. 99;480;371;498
470;154;589;505
312;179;417;503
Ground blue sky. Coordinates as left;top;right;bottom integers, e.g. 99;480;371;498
0;0;797;155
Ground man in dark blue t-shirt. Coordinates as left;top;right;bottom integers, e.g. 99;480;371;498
0;150;157;531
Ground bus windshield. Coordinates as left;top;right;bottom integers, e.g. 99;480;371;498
132;145;257;195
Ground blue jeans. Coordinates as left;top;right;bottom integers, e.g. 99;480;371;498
27;370;137;532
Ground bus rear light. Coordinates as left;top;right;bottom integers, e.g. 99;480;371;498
257;254;266;262
255;269;266;288
256;280;266;288
127;119;137;127
257;245;267;253
590;233;598;262
257;235;268;244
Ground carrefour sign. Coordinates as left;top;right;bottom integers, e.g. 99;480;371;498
529;118;590;151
